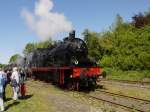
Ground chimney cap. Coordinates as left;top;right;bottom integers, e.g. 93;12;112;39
69;30;75;38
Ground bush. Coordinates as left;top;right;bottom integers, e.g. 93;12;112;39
105;68;150;81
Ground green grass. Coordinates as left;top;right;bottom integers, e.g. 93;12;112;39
4;81;53;112
103;68;150;82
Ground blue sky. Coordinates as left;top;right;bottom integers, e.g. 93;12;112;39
0;0;150;64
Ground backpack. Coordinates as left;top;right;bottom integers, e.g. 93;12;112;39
10;79;18;87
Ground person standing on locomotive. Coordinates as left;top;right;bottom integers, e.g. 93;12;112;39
11;67;20;101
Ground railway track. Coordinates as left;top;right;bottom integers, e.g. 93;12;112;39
97;90;150;103
104;79;150;85
100;80;150;89
79;90;150;112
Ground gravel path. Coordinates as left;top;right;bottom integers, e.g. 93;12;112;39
27;80;101;112
27;80;129;112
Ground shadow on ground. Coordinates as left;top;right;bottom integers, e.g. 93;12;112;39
96;84;108;90
19;94;33;100
5;98;12;102
5;101;20;111
4;94;33;111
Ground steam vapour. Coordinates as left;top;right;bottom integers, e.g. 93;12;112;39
21;0;73;40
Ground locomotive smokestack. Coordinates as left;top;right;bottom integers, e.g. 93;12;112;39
69;30;75;38
64;30;75;41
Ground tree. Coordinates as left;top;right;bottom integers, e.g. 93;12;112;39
83;29;103;61
99;21;150;70
114;14;124;30
132;10;150;28
23;43;35;56
0;63;6;68
34;39;53;48
23;39;53;56
9;54;21;63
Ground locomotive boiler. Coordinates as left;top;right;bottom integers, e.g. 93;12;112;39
26;31;102;90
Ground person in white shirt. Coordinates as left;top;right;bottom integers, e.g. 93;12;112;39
11;67;20;101
0;68;5;112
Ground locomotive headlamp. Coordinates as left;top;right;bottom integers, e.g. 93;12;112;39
70;75;73;78
74;60;78;65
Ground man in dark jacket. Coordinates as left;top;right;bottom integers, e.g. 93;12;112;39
3;70;7;101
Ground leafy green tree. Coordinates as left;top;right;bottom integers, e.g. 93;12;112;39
0;63;6;68
23;39;53;56
9;54;21;63
132;10;150;28
82;14;150;71
34;39;53;48
113;14;124;30
83;29;102;61
100;20;150;70
23;43;35;56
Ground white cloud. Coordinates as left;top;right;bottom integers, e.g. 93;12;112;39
21;0;73;41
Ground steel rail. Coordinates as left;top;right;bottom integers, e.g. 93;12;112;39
97;90;150;103
77;89;150;112
103;79;150;84
100;80;150;89
84;94;144;112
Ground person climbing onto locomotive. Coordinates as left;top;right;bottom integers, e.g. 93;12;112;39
0;68;6;111
11;67;20;101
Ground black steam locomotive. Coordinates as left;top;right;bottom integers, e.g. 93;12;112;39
25;31;102;90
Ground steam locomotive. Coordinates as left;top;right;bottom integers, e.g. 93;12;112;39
26;31;102;90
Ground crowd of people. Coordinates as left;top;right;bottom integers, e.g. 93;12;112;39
0;67;26;112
